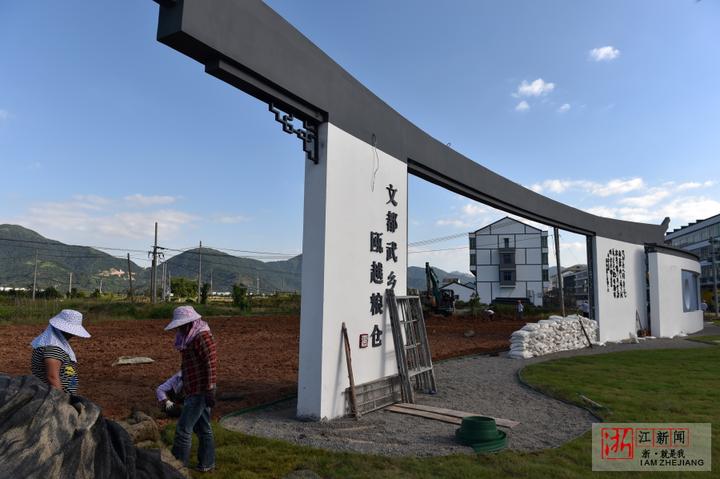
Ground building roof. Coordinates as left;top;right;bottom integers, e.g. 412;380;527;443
645;243;700;261
471;216;545;235
666;212;720;238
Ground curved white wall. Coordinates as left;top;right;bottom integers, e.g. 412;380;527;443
648;251;703;338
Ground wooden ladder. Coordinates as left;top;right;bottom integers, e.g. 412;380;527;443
386;289;437;403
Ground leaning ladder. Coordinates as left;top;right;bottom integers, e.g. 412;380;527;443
386;289;437;403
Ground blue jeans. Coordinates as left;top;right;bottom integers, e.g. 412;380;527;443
171;393;215;469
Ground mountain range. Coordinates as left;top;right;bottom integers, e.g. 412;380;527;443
0;224;473;294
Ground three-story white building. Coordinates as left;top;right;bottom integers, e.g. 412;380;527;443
469;217;550;306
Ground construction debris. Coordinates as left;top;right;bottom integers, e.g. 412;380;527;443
385;402;519;429
113;356;155;366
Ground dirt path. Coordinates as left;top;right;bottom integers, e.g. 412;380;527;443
0;314;522;420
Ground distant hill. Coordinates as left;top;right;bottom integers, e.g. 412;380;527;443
407;265;475;291
0;224;475;295
0;224;143;293
160;248;302;294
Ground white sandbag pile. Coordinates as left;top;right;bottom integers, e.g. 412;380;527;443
508;315;599;359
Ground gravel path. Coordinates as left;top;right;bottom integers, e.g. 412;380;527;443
220;323;717;457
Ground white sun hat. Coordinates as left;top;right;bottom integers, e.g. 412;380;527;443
165;306;202;331
49;309;91;338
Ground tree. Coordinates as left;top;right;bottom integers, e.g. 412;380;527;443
43;286;61;299
232;283;249;310
171;277;198;298
200;283;210;305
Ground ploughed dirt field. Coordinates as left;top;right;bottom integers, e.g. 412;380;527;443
0;314;524;420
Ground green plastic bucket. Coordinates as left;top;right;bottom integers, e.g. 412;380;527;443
455;416;508;453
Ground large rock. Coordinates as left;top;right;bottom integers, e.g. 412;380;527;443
117;410;161;444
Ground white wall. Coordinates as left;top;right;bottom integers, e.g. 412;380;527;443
648;252;703;338
297;123;407;420
593;237;648;342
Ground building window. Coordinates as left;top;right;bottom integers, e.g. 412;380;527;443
541;252;548;265
469;237;476;250
470;253;476;266
682;270;699;312
503;238;510;248
541;236;548;248
502;271;513;282
502;253;513;265
542;269;549;281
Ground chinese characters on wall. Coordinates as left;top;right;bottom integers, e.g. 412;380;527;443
361;184;400;348
605;248;627;298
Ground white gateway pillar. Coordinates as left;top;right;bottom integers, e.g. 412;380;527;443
297;123;407;420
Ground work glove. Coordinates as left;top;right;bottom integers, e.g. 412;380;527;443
204;389;216;408
160;399;174;412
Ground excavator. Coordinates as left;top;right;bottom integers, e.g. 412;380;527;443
424;262;455;316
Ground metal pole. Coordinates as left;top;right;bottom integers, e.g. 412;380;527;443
68;272;73;297
197;241;203;299
127;253;134;302
712;237;718;319
162;262;167;302
553;227;565;316
32;250;38;301
151;222;158;304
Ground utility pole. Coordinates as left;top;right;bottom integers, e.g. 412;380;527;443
712;237;718;319
32;250;38;301
257;275;260;295
168;269;172;301
99;278;103;294
161;262;167;302
150;222;159;304
127;253;134;302
209;269;213;296
553;227;565;316
197;241;203;299
68;272;73;297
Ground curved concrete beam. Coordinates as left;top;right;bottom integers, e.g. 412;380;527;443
155;0;667;244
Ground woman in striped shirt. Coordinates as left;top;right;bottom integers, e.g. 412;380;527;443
30;309;91;395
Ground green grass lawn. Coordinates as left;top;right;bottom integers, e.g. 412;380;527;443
166;339;720;478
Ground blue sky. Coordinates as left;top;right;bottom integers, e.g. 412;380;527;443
1;0;718;273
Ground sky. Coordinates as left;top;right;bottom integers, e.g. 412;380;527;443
1;0;719;273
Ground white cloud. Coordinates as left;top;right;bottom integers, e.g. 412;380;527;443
558;103;571;113
435;218;472;228
589;46;620;62
619;189;670;208
214;215;251;224
515;100;530;112
591;178;645;197
659;196;720;226
676;180;715;192
516;78;555;97
462;204;488;216
124;194;177;206
530;178;645;197
5;195;199;247
587;195;720;227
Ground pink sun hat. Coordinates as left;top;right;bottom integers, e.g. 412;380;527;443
49;309;91;338
165;306;202;331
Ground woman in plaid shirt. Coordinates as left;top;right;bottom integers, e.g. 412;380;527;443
165;306;217;473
